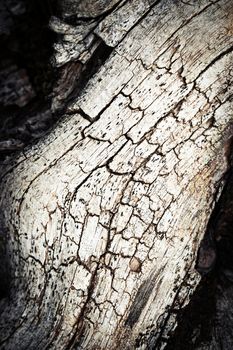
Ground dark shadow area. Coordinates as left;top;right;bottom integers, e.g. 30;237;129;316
0;0;57;160
165;273;217;349
165;151;233;349
0;0;114;160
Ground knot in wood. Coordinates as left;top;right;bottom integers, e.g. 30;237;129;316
129;257;142;273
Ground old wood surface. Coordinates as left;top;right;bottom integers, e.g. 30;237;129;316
0;0;233;349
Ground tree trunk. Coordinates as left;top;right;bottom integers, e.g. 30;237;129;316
0;0;233;349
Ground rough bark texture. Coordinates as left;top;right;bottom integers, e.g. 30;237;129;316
0;1;233;349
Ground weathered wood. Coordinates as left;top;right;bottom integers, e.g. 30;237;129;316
0;0;233;349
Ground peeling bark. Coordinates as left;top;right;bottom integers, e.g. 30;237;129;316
0;1;233;349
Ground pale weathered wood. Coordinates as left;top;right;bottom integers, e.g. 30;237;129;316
0;0;233;349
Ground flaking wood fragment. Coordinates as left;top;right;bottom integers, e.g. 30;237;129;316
0;0;233;349
95;0;159;47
